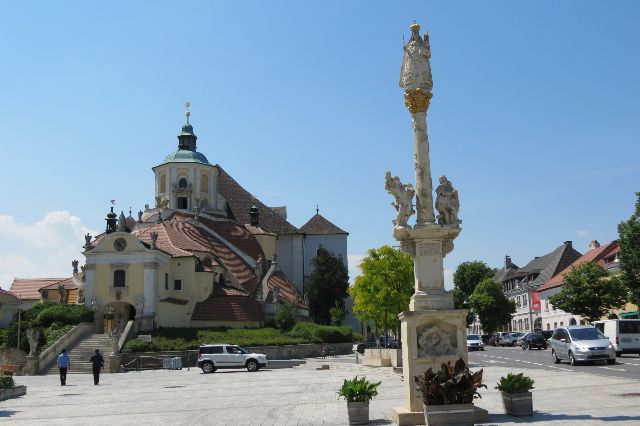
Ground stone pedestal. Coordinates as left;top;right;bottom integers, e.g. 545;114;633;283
108;355;120;373
23;356;39;376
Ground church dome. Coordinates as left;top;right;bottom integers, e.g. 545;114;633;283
163;149;211;165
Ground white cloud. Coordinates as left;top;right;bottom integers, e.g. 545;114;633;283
576;229;591;237
0;211;97;290
347;254;366;283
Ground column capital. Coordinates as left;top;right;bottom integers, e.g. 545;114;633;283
404;88;432;113
144;262;159;270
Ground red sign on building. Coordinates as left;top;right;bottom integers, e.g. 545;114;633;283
531;291;541;312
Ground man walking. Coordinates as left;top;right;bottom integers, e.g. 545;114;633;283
89;349;104;385
57;348;70;386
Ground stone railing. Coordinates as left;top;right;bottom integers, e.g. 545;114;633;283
117;320;135;353
30;322;94;375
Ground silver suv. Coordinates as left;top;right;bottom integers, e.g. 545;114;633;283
196;344;268;373
550;325;615;366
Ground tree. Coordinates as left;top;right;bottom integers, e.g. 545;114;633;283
549;262;628;322
306;246;349;325
350;245;414;341
618;192;640;316
329;301;346;326
274;301;297;331
452;261;497;309
469;278;516;334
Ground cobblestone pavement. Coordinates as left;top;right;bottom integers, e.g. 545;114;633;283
4;358;640;425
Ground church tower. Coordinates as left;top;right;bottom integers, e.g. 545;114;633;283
152;103;225;213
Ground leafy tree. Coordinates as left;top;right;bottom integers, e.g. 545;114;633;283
469;278;516;334
329;301;346;326
549;262;627;322
306;246;349;325
618;192;640;316
452;261;497;309
274;301;297;331
350;245;414;341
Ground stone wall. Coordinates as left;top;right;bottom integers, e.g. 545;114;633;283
0;348;26;367
120;342;354;369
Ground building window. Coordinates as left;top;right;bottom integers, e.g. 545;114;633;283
512;320;516;330
523;294;528;307
114;270;126;287
516;296;521;308
165;273;169;290
200;174;209;194
554;322;558;329
178;178;188;189
524;318;529;330
580;320;585;325
174;279;182;291
545;299;549;311
560;321;564;326
160;175;166;193
546;323;550;330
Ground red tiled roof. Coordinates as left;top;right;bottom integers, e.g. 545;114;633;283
9;278;68;300
191;286;264;322
39;277;77;291
0;288;20;303
538;241;619;292
267;271;307;308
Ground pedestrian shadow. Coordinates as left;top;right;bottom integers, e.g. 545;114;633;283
486;412;640;423
0;410;17;418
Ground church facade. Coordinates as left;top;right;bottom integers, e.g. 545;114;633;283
81;110;349;333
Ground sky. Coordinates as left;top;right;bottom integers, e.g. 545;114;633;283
1;1;639;290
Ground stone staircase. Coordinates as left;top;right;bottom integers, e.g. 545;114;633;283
41;333;113;375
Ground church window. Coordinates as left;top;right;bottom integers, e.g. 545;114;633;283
174;279;182;291
114;270;126;288
164;273;169;290
178;178;188;189
200;174;209;193
177;197;188;209
160;175;166;193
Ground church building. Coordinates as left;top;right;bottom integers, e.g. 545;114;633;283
79;108;349;333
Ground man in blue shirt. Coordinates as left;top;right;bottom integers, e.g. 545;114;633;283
57;349;70;386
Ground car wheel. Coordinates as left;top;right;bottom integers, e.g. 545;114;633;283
246;359;259;372
607;359;616;365
201;362;215;374
528;344;533;350
522;344;526;350
616;351;622;357
552;350;560;364
569;351;577;366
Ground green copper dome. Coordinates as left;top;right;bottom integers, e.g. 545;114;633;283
163;149;211;165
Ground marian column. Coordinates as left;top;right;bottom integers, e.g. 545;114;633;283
390;22;471;425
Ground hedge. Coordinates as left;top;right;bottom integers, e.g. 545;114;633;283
36;305;94;328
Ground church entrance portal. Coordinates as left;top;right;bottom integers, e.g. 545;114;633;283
103;302;136;334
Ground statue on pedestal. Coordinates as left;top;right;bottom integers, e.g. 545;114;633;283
385;171;415;228
435;175;460;226
26;328;39;357
58;282;69;304
400;21;433;93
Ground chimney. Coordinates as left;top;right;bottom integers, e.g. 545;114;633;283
505;255;512;269
250;202;260;227
564;241;572;248
589;240;600;250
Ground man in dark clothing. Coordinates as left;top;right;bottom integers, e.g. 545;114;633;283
89;349;104;385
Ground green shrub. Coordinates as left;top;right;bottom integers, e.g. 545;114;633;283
21;301;57;323
36;305;94;328
41;324;75;352
3;321;45;353
415;358;486;406
495;372;535;394
0;374;14;389
337;376;381;403
289;323;354;343
274;302;297;331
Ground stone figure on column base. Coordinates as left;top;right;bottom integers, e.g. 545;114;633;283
385;171;415;228
26;328;40;357
435;175;461;226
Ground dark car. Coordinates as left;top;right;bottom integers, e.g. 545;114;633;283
521;333;547;350
541;330;553;342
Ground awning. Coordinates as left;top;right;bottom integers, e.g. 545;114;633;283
619;311;640;318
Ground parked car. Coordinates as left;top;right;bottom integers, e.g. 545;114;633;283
550;326;616;365
516;333;530;346
501;332;525;347
466;334;485;351
593;319;640;357
541;330;553;343
521;333;547;350
196;344;268;373
495;332;512;346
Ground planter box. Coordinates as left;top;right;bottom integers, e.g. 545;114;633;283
0;385;27;401
347;401;369;425
501;391;533;416
423;403;474;426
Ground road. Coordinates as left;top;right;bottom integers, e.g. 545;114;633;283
469;345;640;381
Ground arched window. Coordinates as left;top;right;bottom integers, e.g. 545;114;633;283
114;270;126;288
160;175;166;193
200;174;209;193
179;178;188;188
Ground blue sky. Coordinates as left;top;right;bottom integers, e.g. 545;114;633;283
1;1;639;289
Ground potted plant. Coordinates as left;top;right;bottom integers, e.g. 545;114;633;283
415;358;486;426
337;376;382;425
495;372;534;416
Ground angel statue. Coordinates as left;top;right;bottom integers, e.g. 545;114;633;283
385;171;415;228
26;328;40;357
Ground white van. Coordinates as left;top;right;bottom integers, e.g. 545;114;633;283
593;319;640;356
